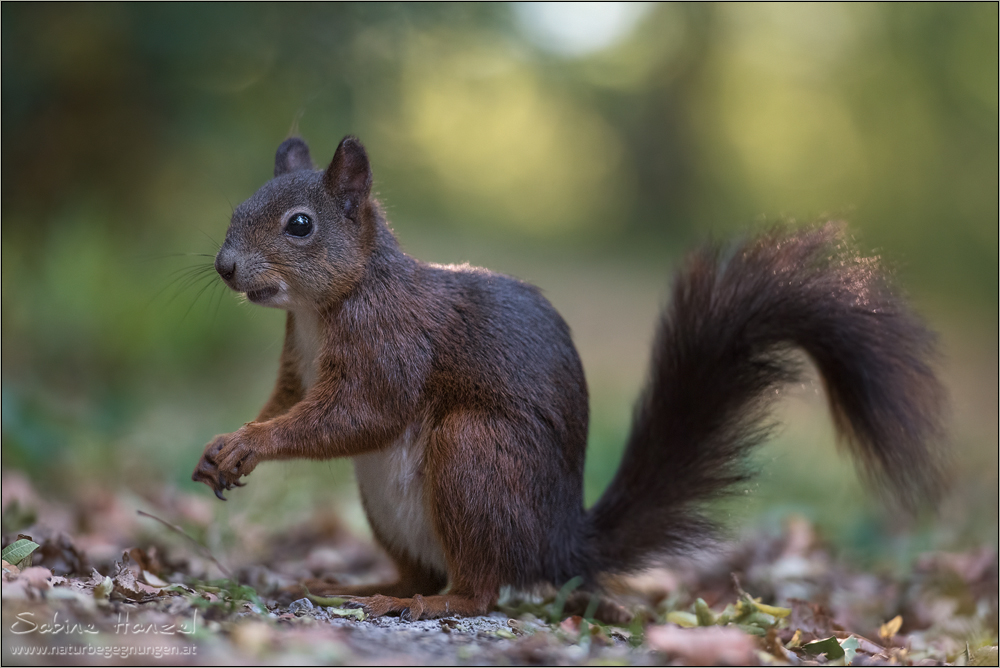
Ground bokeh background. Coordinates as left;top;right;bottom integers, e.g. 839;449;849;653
3;3;997;563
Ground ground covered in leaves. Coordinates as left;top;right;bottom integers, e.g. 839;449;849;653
2;471;997;666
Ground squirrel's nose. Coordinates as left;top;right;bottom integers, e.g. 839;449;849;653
215;254;236;281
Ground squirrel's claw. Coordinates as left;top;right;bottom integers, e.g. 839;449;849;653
193;429;258;500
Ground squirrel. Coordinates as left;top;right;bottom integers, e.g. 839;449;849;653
192;135;947;620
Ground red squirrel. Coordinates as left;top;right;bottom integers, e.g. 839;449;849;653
192;135;947;620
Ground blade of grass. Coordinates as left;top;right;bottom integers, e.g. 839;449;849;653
136;510;232;579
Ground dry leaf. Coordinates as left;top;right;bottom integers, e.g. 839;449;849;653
647;624;756;665
879;614;903;641
112;565;161;600
559;615;583;636
2;560;20;580
142;570;169;588
18;566;54;590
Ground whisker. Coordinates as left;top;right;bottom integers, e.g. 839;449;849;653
164;273;218;311
165;265;216;289
200;230;222;250
209;279;228;329
148;252;217;260
162;263;216;281
150;264;217;306
181;273;224;324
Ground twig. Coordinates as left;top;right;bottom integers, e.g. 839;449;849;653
136;510;233;579
731;572;750;598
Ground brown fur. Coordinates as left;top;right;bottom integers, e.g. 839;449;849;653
192;136;947;620
254;314;304;421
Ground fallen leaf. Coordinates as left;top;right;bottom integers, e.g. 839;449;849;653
754;601;792;619
305;590;348;607
93;575;113;600
803;635;845;661
1;538;40;566
841;635;861;664
762;628;797;663
694;598;716;625
2;560;20;579
142;570;169;588
559;615;583;636
647;624;756;665
666;611;698;628
112;565;161;600
879;615;902;642
787;598;837;638
733;623;766;636
18;566;54;590
128;546;163;576
327;607;365;621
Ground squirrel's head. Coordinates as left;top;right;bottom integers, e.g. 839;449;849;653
215;135;376;309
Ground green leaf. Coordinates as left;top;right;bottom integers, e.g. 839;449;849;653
327;607;365;621
840;636;860;664
716;603;737;626
754;601;791;619
694;598;716;626
305;589;349;608
742;611;777;628
666;611;698;628
1;538;40;566
803;636;845;660
733;623;767;636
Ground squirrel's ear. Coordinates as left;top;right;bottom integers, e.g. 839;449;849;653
323;136;372;218
274;137;313;177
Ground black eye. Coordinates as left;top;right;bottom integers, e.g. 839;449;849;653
285;213;313;237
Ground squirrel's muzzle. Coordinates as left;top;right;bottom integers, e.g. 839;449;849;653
215;245;238;284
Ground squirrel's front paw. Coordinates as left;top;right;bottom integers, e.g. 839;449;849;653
191;428;260;500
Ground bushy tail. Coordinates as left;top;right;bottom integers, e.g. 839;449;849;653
587;223;947;574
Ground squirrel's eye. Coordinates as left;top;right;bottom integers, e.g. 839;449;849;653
285;213;313;237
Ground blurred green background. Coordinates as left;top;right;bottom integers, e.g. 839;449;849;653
2;3;997;561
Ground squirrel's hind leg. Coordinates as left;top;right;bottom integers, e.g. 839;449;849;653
350;591;494;620
300;548;447;599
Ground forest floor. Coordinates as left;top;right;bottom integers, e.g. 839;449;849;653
1;470;997;666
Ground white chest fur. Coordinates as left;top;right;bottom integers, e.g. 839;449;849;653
353;420;449;576
291;308;323;390
291;309;447;576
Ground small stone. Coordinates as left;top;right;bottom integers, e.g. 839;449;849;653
289;597;315;613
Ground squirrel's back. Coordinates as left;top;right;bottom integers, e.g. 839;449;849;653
419;262;589;434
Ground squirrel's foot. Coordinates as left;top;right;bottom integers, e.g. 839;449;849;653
344;594;425;620
347;593;491;620
191;429;260;499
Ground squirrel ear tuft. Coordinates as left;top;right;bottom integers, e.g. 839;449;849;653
323;136;372;216
274;137;313;177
